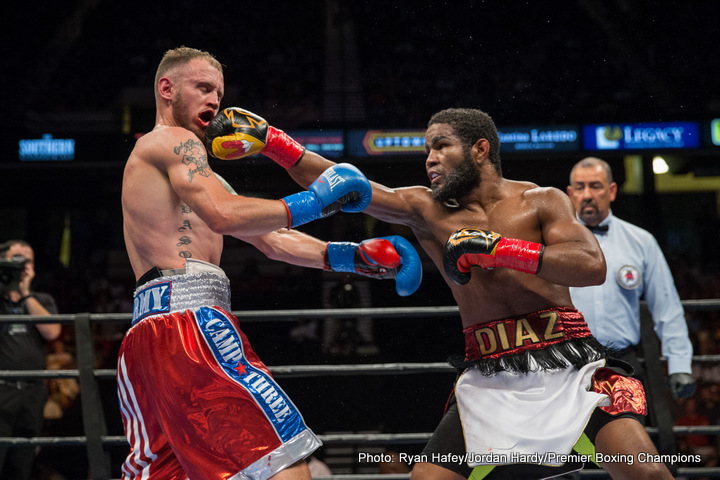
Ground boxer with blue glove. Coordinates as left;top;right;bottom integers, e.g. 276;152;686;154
323;236;422;296
120;47;427;480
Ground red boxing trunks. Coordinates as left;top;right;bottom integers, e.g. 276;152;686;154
118;260;320;480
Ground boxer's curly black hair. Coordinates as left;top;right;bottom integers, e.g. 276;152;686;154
428;108;502;175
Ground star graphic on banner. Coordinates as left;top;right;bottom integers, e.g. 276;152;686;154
235;362;247;376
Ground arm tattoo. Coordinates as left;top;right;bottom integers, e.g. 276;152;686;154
174;139;211;182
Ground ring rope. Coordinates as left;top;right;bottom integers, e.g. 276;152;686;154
5;424;720;448
0;298;715;326
1;299;718;478
3;354;720;380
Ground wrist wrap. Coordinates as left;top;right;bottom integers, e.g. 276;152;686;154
495;238;544;274
280;192;319;229
323;242;356;272
263;126;305;168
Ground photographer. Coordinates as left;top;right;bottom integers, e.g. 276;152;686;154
0;239;61;480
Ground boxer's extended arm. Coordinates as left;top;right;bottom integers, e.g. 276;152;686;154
163;128;370;235
205;107;305;167
280;163;371;228
164;128;289;235
241;229;327;269
204;108;421;226
293;152;425;226
242;232;422;296
324;236;422;296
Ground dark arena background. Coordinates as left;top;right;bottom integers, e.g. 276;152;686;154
1;1;720;479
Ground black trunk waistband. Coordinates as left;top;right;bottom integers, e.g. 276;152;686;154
135;266;187;288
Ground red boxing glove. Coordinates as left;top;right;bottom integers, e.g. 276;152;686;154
443;228;544;285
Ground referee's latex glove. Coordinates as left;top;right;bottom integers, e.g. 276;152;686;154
669;372;696;399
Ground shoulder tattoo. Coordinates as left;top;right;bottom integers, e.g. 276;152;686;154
173;139;211;182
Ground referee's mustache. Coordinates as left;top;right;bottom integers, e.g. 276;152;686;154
580;199;596;209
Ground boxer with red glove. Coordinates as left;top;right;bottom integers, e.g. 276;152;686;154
443;228;544;285
204;107;304;168
324;236;422;296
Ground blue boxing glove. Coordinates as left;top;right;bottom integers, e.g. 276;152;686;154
324;236;423;296
281;163;372;228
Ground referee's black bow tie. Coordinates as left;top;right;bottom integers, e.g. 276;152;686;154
587;224;609;233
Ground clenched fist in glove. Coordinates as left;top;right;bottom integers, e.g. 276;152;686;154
324;236;422;296
443;228;544;285
204;107;304;168
281;163;372;228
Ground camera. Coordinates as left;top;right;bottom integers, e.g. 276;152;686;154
0;255;26;294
